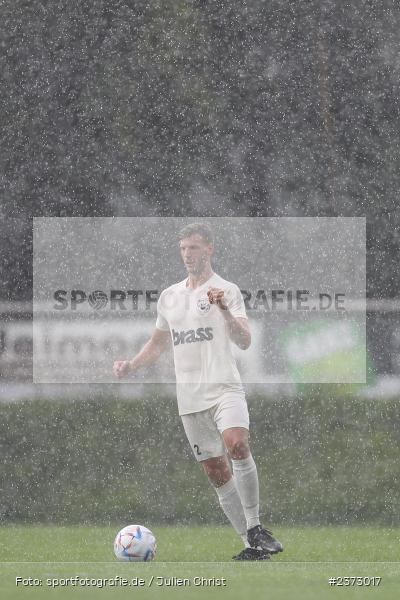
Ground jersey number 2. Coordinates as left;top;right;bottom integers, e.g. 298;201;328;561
194;444;202;456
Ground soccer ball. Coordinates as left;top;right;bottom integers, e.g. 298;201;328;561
114;525;156;562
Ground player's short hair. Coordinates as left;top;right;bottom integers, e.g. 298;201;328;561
178;223;214;245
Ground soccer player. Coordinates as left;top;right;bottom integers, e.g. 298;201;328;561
113;223;283;560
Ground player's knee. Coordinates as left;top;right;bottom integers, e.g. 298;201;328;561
203;461;231;487
227;438;250;459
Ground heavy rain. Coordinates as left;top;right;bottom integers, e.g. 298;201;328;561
0;2;399;598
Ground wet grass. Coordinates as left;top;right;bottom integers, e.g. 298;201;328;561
0;525;399;599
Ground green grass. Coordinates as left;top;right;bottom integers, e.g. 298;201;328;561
0;526;399;599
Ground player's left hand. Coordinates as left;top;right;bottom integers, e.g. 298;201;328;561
207;287;228;311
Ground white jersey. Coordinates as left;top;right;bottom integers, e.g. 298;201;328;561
156;273;247;415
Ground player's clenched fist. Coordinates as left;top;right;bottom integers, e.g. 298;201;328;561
113;360;132;378
207;287;228;310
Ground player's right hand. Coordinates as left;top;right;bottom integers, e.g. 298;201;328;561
113;360;132;379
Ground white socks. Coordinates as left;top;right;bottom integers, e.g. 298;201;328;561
231;455;260;530
215;478;249;547
214;455;261;546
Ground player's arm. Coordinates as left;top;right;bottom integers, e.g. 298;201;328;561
207;287;251;350
221;314;251;350
113;327;170;378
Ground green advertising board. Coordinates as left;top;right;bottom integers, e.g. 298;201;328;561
280;318;374;392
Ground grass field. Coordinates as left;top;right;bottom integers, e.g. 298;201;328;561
0;525;399;599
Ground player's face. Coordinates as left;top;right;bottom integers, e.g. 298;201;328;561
179;235;213;275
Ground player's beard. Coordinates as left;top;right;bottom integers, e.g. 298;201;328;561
185;258;208;277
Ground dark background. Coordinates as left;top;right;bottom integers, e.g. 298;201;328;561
1;0;399;301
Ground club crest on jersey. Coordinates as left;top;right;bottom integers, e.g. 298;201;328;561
172;327;213;346
197;297;211;314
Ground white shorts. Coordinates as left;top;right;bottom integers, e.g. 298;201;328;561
181;391;249;462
